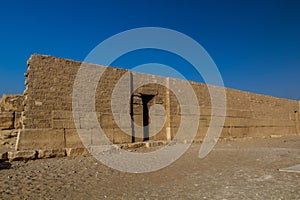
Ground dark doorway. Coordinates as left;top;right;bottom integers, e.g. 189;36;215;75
141;94;155;141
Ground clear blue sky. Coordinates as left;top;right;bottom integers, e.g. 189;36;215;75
0;0;299;100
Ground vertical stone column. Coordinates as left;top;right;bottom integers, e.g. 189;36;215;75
165;78;171;141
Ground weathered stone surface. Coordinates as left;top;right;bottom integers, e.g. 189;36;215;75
0;130;18;150
8;150;36;161
65;129;84;148
113;129;132;144
0;94;24;112
66;148;90;157
145;141;167;148
0;112;14;130
126;142;145;149
0;95;24;151
37;149;66;159
16;129;65;150
14;112;23;129
14;54;300;151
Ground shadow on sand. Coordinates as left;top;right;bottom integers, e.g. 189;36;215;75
0;161;11;170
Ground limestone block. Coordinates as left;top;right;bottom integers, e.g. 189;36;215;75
208;116;227;127
99;128;114;144
52;110;75;129
180;105;200;115
223;127;249;138
8;150;36;161
200;108;211;117
223;117;231;127
66;147;90;157
195;125;208;140
126;142;145;148
16;129;65;150
170;115;181;127
248;118;273;127
0;112;14;130
226;109;252;118
65;129;84;148
273;127;296;135
37;149;66;159
273;119;295;127
99;114;116;128
229;117;249;127
220;127;231;138
249;127;274;137
113;128;132;144
149;129;167;141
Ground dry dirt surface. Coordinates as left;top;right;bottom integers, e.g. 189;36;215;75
1;135;300;199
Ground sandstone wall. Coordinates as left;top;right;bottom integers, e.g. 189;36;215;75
16;54;299;150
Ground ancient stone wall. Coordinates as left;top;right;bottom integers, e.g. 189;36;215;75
0;94;24;150
16;54;299;150
0;94;24;130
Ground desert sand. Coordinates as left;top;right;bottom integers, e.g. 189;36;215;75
0;135;300;199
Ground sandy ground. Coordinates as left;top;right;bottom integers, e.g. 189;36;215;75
1;135;300;199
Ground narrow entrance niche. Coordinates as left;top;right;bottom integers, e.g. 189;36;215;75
130;93;155;143
141;94;155;141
